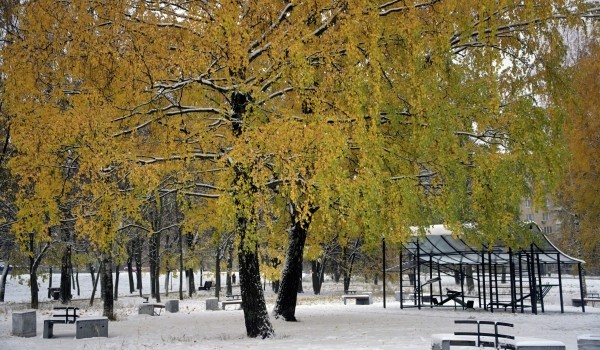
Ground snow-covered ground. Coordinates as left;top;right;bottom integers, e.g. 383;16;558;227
0;271;598;349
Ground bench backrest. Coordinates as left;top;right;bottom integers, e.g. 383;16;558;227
52;307;80;324
454;320;514;348
204;281;212;288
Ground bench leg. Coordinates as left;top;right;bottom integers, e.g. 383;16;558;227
43;320;54;339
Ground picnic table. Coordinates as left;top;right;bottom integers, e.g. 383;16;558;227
43;306;80;338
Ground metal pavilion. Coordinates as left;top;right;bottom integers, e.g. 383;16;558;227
389;223;586;314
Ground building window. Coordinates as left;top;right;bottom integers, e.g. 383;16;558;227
542;212;549;221
525;199;532;208
526;214;534;221
543;226;553;234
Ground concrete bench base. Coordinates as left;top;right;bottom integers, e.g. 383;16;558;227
43;319;67;338
76;317;108;339
577;334;600;350
165;299;179;313
432;334;566;350
221;299;242;310
342;293;372;305
12;310;36;337
139;303;165;316
206;298;219;311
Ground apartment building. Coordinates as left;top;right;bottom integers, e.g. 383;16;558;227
520;197;563;235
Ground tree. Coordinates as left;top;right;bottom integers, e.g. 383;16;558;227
3;0;597;337
558;40;600;272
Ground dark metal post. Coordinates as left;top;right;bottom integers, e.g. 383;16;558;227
400;247;403;309
557;254;564;313
536;253;544;313
382;238;386;309
481;251;487;311
476;260;482;309
416;240;421;310
488;251;493;313
578;263;586;312
529;245;538;315
509;248;516;314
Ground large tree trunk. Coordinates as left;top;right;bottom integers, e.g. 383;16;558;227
238;217;274;339
101;255;115;320
187;268;195;297
273;205;313;321
0;260;10;302
311;259;326;295
60;245;72;303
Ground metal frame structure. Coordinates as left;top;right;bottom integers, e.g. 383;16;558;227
389;223;586;314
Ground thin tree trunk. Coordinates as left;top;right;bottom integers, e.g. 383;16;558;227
179;227;184;300
90;261;102;306
48;266;53;299
127;257;134;294
135;236;143;295
0;260;10;302
226;241;234;296
75;268;80;296
215;252;221;299
311;260;324;294
114;264;120;300
164;270;170;296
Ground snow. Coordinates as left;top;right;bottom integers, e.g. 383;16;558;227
0;272;599;349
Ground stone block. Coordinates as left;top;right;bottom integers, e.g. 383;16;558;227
206;298;218;311
165;299;179;313
76;317;108;339
12;310;36;337
578;335;600;350
138;303;155;315
514;339;566;350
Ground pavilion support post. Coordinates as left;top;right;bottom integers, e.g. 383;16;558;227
399;248;403;309
382;238;386;309
518;253;524;313
509;248;516;314
437;264;442;303
481;251;487;311
476;261;482;309
429;255;433;308
488;251;493;313
536;253;544;313
557;254;564;313
578;262;586;313
416;241;421;310
459;262;465;309
493;264;499;308
529;246;538;315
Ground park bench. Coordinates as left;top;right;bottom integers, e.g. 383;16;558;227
342;292;372;305
221;299;242;310
48;287;61;301
198;281;212;291
43;306;80;338
138;303;165;316
432;319;515;349
573;292;600;307
431;320;566;350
